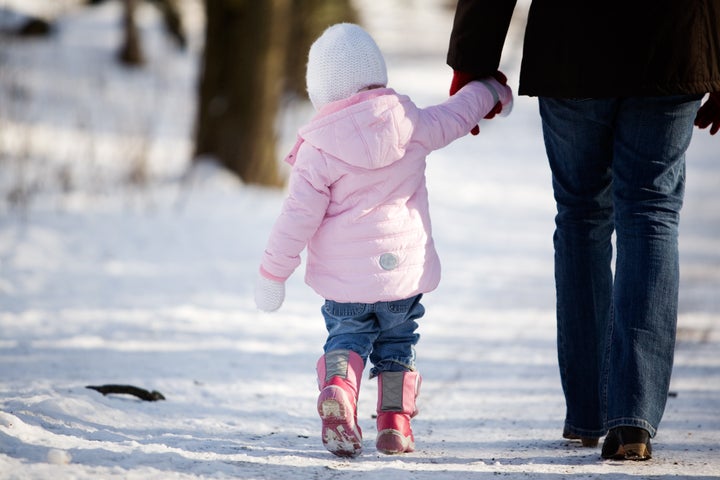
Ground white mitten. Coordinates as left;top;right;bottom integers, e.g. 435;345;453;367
479;77;514;117
255;275;285;312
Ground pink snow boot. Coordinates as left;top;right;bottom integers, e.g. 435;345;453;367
316;349;364;457
376;371;421;454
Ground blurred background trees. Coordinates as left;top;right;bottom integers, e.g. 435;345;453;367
0;0;358;194
104;0;358;187
193;0;357;187
88;0;187;66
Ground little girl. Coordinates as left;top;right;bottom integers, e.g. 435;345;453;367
255;23;512;457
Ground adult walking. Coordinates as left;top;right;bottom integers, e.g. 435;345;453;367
447;0;720;460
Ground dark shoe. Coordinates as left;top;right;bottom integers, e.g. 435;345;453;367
601;426;652;460
562;428;599;447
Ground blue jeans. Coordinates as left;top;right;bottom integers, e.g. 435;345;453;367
539;95;702;438
322;294;424;378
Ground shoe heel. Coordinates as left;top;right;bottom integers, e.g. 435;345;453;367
563;430;599;448
580;437;599;447
376;429;413;454
601;426;652;461
623;442;651;460
319;398;345;420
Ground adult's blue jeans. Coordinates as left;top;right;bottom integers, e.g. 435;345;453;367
322;294;423;378
539;95;702;438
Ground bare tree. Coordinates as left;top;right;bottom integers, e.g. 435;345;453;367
193;0;357;187
104;0;185;66
193;0;290;187
284;0;358;98
118;0;144;66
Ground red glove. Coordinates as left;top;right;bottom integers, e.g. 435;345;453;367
449;70;508;135
695;92;720;135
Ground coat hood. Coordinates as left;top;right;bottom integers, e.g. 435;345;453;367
289;88;416;170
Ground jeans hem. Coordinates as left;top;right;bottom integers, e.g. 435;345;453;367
606;418;657;438
368;358;416;379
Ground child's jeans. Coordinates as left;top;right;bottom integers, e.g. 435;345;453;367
321;294;424;377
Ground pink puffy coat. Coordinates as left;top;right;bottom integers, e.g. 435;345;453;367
260;83;503;303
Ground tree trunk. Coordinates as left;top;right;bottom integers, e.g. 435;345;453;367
194;0;289;187
153;0;186;49
118;0;144;66
284;0;358;98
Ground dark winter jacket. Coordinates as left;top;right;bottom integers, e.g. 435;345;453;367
447;0;720;98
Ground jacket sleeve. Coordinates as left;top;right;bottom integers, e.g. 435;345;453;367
413;82;506;151
260;144;331;281
447;0;518;76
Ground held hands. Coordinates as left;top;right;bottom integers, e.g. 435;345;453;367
255;274;285;312
450;70;511;135
695;92;720;135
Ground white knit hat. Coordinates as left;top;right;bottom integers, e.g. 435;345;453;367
306;23;388;110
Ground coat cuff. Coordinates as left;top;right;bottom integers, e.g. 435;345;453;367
259;265;288;283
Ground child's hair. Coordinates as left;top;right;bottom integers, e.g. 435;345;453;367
306;23;388;110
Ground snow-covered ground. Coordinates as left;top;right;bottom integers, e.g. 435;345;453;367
1;1;718;479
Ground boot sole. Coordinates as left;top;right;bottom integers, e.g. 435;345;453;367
376;429;414;455
318;387;362;457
